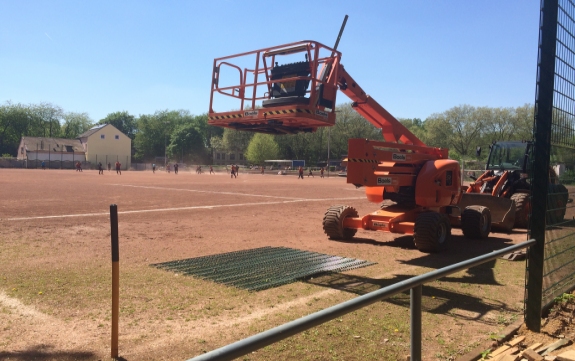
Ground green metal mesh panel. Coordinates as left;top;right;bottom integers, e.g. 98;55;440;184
152;247;376;292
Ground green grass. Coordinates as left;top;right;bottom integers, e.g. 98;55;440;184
0;231;528;361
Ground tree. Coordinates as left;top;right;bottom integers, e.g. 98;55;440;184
133;110;210;162
133;111;174;161
61;112;94;138
188;113;223;149
424;105;484;159
30;102;63;138
399;118;426;142
246;133;279;165
222;128;254;152
0;102;30;156
210;136;225;151
167;123;207;163
326;103;382;160
98;111;137;140
513;104;535;141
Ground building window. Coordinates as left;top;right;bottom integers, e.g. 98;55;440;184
239;153;244;160
65;146;74;152
115;135;120;140
229;153;235;160
101;134;105;139
216;153;221;160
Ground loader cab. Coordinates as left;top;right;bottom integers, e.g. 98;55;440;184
486;141;532;173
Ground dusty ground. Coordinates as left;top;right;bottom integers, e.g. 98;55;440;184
0;168;552;360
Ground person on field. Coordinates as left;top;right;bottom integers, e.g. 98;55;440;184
76;161;82;172
298;166;304;179
152;163;156;173
261;166;264;175
308;168;314;177
231;164;237;178
166;163;171;173
115;161;121;175
209;165;214;174
108;162;111;172
174;163;179;174
98;162;104;175
320;167;324;178
41;161;45;170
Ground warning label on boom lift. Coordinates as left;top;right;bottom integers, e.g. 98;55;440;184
244;110;259;118
377;177;395;185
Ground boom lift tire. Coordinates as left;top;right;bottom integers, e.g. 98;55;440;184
461;206;491;239
323;205;359;240
511;193;530;228
413;212;451;253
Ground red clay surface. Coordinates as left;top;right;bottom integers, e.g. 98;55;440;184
0;168;533;360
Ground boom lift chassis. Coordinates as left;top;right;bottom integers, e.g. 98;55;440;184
208;40;491;252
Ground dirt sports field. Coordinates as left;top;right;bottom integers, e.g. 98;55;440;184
0;168;537;361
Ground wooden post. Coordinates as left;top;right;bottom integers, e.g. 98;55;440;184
110;204;119;358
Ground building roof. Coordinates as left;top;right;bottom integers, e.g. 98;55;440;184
20;137;85;154
78;124;107;138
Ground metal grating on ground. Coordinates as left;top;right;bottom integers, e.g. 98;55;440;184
151;246;376;291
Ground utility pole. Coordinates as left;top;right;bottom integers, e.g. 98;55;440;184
327;127;330;178
164;122;169;169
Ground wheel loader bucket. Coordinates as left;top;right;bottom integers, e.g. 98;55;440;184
458;193;516;232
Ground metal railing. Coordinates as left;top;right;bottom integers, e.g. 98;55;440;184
187;239;535;361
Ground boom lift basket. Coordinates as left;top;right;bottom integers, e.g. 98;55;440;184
208;41;340;134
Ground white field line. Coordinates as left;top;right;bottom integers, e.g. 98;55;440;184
111;184;307;200
0;291;47;319
3;197;365;221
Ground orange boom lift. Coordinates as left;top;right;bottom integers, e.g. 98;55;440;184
208;24;491;252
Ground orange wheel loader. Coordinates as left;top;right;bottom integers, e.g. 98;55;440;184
460;140;569;230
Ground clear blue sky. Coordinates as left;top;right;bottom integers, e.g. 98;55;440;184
0;0;540;122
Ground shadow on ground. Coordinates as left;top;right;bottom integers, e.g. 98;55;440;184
305;233;524;323
0;344;102;361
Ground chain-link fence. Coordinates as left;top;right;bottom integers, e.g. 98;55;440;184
0;158;93;169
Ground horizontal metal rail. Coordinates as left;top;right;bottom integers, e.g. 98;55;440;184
187;239;535;361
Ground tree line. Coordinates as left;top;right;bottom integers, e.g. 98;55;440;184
0;100;534;165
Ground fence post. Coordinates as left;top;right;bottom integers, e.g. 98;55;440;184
110;204;120;358
410;285;422;361
526;0;558;332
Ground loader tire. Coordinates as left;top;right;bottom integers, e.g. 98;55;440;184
511;193;530;228
414;212;451;253
548;184;568;225
323;205;358;240
461;206;491;239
